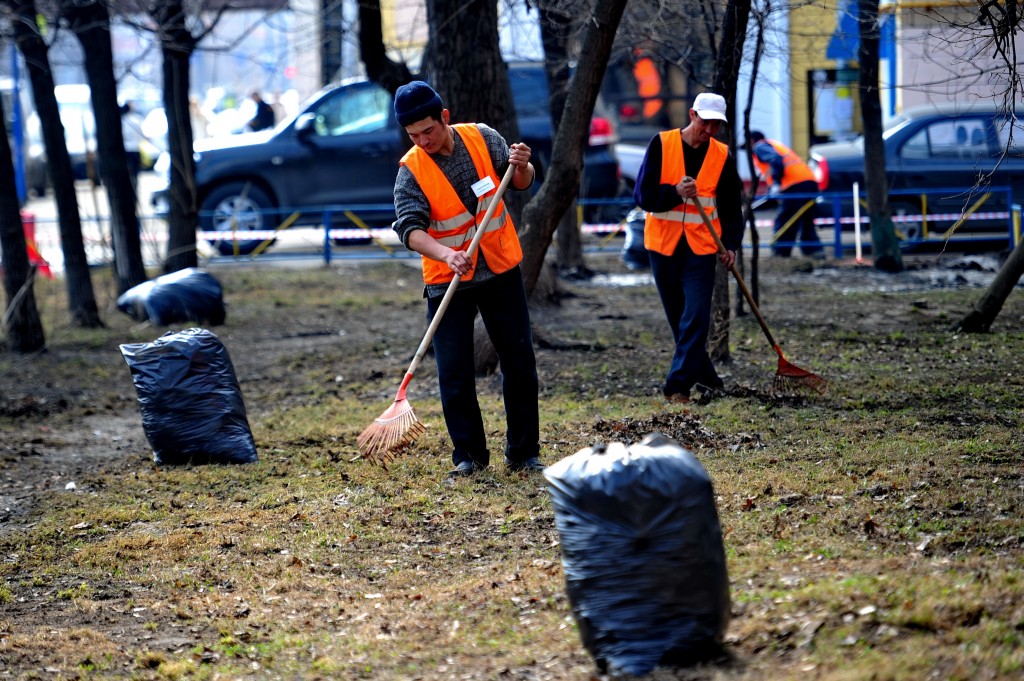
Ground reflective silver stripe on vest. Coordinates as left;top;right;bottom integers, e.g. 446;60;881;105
433;209;508;248
651;197;718;223
430;211;475;234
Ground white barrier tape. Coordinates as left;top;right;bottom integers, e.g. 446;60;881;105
196;228;393;240
582;211;1012;235
814;211;1010;226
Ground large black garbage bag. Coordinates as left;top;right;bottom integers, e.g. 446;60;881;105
120;328;258;465
117;268;226;326
621;206;649;271
543;433;730;677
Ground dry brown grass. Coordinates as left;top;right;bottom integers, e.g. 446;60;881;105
1;252;1023;680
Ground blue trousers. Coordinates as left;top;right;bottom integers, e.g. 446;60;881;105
774;180;824;256
649;239;720;397
427;267;540;467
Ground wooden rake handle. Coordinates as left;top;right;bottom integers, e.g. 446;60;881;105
397;164;518;394
688;196;785;360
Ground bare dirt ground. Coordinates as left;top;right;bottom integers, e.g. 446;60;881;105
0;248;1019;679
1;248;1005;529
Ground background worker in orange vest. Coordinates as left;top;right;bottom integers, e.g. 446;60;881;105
632;50;664;123
633;92;744;404
748;131;824;258
391;81;544;478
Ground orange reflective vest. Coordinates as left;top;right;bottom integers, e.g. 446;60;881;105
644;131;727;256
400;124;523;285
753;139;816;190
633;57;663;120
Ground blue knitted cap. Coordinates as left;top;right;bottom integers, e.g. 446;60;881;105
394;81;443;127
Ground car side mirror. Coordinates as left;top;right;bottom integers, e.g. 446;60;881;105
294;112;316;140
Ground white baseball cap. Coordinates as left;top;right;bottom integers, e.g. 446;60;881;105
692;92;728;122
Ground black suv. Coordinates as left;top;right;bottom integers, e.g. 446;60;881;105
808;103;1024;248
154;63;622;255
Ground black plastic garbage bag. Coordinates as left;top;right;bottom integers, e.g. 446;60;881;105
543;433;729;677
621;206;649;271
120;328;258;465
117;268;226;326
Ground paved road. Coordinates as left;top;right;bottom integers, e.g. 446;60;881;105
21;174;1016;275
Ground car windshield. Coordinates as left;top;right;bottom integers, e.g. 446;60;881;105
842;113;912;150
310;84;390;136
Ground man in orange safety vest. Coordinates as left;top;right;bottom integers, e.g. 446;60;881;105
391;81;544;478
748;131;824;258
633;92;744;404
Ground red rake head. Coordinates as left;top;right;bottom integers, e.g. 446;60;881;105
772;357;828;397
357;398;427;464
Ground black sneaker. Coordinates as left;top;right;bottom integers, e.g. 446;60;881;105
505;457;545;472
448;461;484;477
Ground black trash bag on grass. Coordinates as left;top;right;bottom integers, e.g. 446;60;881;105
120;328;257;465
543;433;730;677
117;268;226;326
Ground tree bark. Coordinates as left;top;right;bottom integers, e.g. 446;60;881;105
0;94;46;353
151;0;201;273
12;0;102;327
64;0;148;293
857;0;902;273
519;0;629;296
424;0;517;139
358;0;414;92
739;2;768;315
706;0;752;361
955;240;1024;332
539;4;589;278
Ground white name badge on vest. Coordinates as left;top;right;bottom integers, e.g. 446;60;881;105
471;176;496;198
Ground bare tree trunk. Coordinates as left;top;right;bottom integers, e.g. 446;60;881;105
424;0;517;140
151;0;201;273
739;1;768;315
358;0;414;92
955;240;1024;332
65;0;147;294
0;94;46;353
706;0;752;362
539;4;589;278
520;0;629;296
12;0;102;327
857;0;902;273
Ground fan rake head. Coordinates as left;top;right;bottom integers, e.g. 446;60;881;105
771;357;828;397
357;397;427;464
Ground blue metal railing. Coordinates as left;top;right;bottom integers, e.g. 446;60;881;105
22;187;1022;269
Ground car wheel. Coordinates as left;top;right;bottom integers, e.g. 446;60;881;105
200;182;276;256
890;201;925;252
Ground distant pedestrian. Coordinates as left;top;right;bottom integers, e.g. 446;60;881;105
189;95;209;140
246;91;275;132
748;131;824;258
120;101;146;190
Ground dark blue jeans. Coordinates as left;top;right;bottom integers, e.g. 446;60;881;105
427;267;539;468
774;179;823;256
649;239;720;397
